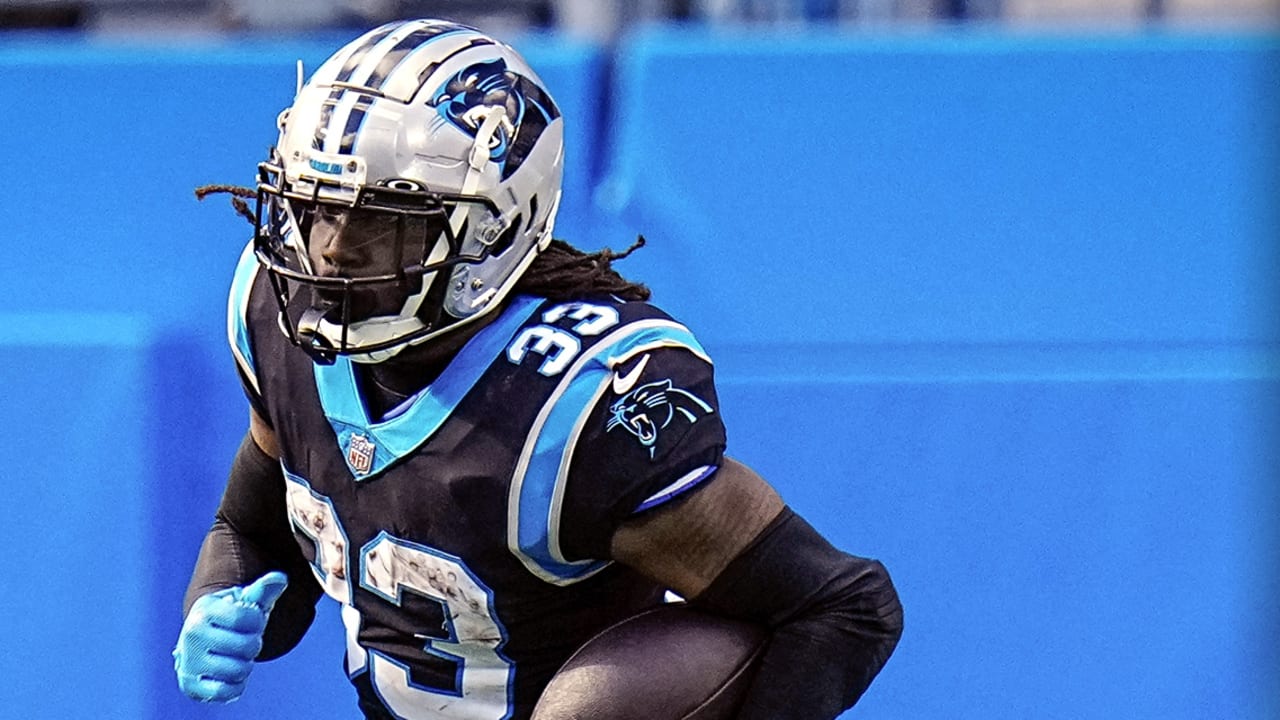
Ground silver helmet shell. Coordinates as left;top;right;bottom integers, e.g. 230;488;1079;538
255;19;564;363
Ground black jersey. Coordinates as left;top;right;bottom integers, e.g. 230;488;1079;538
227;243;728;720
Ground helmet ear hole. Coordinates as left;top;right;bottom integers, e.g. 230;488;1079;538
489;215;521;257
526;195;539;233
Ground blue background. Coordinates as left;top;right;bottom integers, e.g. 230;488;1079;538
0;25;1275;719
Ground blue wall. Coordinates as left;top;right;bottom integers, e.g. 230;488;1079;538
601;30;1280;346
0;26;1275;720
0;314;152;718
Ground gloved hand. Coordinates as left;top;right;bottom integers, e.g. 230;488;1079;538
173;571;289;702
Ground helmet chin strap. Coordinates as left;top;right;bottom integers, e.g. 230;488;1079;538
314;108;510;364
316;313;431;364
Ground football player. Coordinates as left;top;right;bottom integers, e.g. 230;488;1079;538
175;19;902;720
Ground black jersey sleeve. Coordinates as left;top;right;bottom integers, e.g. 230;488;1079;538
558;344;727;561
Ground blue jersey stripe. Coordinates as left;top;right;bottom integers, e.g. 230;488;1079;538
314;295;544;478
514;373;612;582
510;319;709;584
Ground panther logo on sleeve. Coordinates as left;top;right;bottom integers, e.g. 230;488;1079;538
606;376;714;459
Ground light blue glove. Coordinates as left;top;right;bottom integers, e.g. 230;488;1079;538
173;571;289;703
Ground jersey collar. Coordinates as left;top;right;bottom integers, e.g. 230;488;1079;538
314;295;544;479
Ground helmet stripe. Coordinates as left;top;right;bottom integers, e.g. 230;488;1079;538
334;24;397;83
332;22;483;156
364;25;469;92
310;24;396;151
337;93;376;156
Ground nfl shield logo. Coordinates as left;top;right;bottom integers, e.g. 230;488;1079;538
347;434;376;475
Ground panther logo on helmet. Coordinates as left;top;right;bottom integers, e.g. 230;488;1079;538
431;59;559;178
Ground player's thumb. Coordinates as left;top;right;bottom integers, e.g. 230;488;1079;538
238;571;289;615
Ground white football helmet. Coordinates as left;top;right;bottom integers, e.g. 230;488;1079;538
254;19;564;363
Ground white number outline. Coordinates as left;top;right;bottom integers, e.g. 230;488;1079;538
506;326;580;376
358;531;514;719
540;302;620;336
506;302;620;376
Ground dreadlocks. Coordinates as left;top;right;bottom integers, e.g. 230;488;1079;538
515;237;650;302
195;184;651;302
195;184;256;225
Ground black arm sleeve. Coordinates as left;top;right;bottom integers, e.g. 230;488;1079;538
691;508;903;720
183;432;324;661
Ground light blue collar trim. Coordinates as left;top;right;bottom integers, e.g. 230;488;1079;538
314;296;544;479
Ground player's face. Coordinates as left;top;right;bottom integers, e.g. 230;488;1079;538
308;205;405;278
305;205;434;320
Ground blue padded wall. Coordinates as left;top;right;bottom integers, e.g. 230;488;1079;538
714;361;1279;719
600;28;1280;720
600;29;1280;346
0;314;153;719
